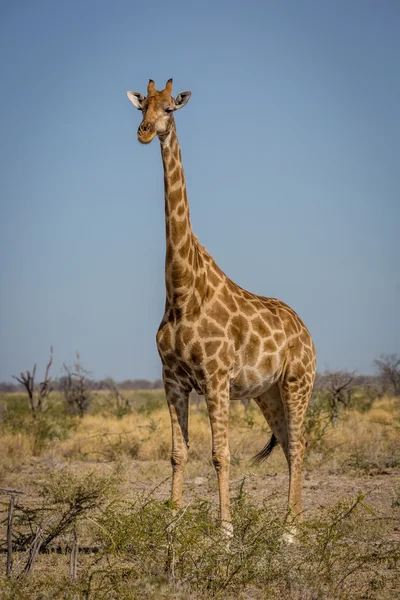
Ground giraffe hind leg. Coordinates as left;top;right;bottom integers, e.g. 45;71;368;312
279;373;313;523
254;378;311;541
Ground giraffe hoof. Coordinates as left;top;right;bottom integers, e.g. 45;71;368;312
281;522;299;545
221;520;234;539
281;531;296;544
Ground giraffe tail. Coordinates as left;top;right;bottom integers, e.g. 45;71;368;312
252;434;278;464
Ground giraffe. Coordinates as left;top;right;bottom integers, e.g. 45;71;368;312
127;79;316;536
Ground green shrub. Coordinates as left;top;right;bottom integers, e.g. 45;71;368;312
1;485;398;599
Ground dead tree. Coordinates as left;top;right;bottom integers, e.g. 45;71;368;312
36;347;53;410
316;370;357;422
60;353;92;417
69;526;79;582
101;377;124;410
373;354;400;397
12;346;53;417
0;487;25;577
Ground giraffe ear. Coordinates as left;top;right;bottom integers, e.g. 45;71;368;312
127;91;145;110
174;91;191;110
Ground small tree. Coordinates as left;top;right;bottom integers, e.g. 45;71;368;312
12;347;53;417
314;370;357;422
373;354;400;397
101;377;129;412
60;353;92;417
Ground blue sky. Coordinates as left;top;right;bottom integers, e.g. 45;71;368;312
0;0;399;382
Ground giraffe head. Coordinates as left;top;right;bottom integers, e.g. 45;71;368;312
127;79;191;144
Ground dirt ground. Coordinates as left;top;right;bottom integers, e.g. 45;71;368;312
3;453;399;529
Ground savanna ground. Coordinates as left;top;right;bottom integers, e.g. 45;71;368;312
0;389;399;599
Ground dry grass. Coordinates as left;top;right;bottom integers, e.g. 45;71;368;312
0;393;398;475
316;398;400;474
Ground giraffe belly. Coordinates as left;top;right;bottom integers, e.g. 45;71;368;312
229;369;279;400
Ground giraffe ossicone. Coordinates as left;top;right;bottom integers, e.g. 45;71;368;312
127;79;316;533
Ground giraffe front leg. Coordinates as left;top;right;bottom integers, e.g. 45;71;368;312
205;375;232;537
164;376;190;508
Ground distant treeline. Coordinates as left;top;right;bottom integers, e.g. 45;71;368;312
0;372;396;396
0;377;163;393
2;352;399;403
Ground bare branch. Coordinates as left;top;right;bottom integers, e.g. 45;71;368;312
69;526;79;582
373;354;400;397
12;347;54;415
12;366;37;415
37;346;54;411
6;495;15;576
315;370;357;422
60;353;92;417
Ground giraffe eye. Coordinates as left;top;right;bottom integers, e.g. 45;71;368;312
164;107;173;113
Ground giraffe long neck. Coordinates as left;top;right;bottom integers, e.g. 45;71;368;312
159;122;201;309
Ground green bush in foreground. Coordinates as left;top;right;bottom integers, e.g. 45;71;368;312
1;472;398;600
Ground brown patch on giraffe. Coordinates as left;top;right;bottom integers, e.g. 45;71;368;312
208;269;222;288
190;341;203;366
260;311;281;329
263;338;277;353
178;235;191;258
252;316;272;338
171;263;192;288
181;327;195;346
163;147;171;160
219;341;233;367
169;167;181;187
198;318;225;339
186;294;201;315
258;354;274;373
246;332;261;366
176;203;185;218
171;150;180;164
284;360;304;383
170;218;187;246
219;286;238;313
185;310;199;323
160;352;176;371
230;314;249;351
211;301;230;328
241;301;257;316
168;188;183;204
157;331;172;354
249;298;264;310
165;244;173;264
273;331;286;347
196;272;207;297
206;358;219;373
175;364;192;381
204;340;222;357
289;338;302;357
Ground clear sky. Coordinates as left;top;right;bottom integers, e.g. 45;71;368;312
0;0;399;382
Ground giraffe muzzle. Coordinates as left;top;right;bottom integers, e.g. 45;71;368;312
138;121;156;144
